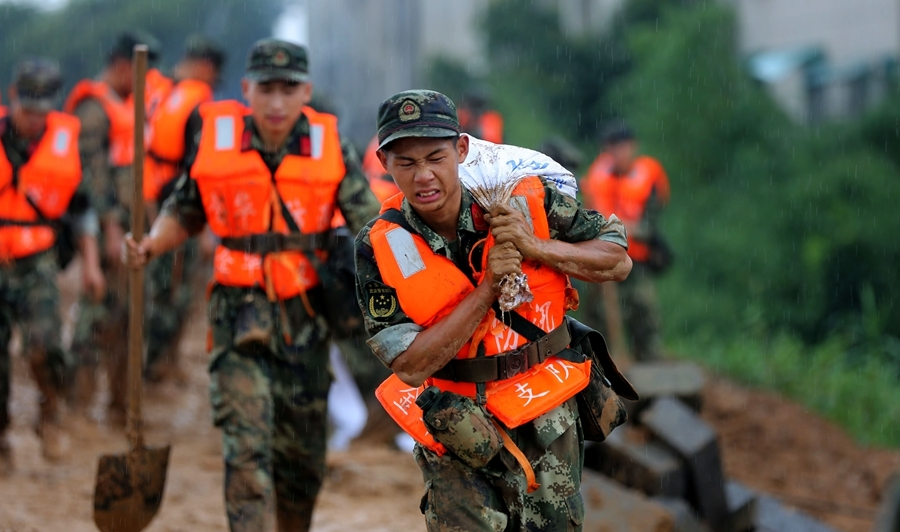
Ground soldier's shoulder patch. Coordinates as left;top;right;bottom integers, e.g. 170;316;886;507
366;281;399;320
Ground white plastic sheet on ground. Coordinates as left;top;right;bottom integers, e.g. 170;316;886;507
327;343;368;451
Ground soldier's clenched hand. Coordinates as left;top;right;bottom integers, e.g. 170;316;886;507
485;241;523;297
486;204;541;260
122;233;152;269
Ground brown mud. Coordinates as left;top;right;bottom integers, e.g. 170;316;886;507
0;263;896;531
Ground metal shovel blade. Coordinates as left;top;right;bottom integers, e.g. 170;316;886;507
93;445;171;532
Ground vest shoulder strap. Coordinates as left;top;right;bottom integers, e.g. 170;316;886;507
379;206;546;340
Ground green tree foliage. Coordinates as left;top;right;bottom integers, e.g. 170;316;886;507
0;0;281;100
450;0;900;443
480;0;630;140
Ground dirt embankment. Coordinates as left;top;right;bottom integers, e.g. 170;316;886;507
0;264;897;531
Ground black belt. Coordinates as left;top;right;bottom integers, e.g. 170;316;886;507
431;322;573;383
0;219;49;227
220;231;332;255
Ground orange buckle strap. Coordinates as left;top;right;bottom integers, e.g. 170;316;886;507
493;419;540;493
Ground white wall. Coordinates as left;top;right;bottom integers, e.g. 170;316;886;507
736;0;900;63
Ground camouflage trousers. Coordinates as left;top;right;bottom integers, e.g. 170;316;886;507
580;262;663;361
145;238;199;374
70;258;129;412
414;402;586;531
0;251;69;432
208;286;331;532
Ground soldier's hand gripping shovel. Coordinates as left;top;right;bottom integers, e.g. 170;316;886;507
93;45;171;532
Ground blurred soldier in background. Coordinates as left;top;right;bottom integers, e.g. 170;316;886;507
581;122;671;361
124;39;380;531
143;36;226;383
0;59;104;470
458;88;504;144
64;31;160;424
540;135;584;174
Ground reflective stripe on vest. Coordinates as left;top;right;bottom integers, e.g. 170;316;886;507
582;155;669;262
143;79;214;201
191;101;346;300
371;177;590;451
64;80;134;167
0;110;82;260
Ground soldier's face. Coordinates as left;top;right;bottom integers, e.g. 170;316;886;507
242;79;311;141
9;95;49;139
379;135;468;219
607;140;637;174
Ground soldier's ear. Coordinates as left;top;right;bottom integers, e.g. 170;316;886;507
300;82;313;105
456;134;469;163
376;148;388;171
240;78;250;102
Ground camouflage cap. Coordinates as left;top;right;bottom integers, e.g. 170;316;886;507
13;58;63;111
245;38;308;83
108;30;162;64
184;35;226;71
376;90;460;150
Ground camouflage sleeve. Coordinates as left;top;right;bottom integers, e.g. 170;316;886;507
156;110;206;235
543;178;628;248
158;173;207;236
355;223;421;367
337;137;381;236
67;159;99;237
72;98;122;224
631;188;662;241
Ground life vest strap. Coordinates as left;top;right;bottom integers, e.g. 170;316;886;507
0;219;51;227
220;230;333;255
432;322;572;383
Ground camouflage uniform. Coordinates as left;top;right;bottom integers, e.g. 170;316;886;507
580;186;666;361
162;43;380;527
0;58;98;460
144;239;199;376
356;176;627;531
68;94;132;416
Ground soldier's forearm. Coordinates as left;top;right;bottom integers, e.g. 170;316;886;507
535;238;632;284
146;213;191;260
78;234;102;271
389;281;496;387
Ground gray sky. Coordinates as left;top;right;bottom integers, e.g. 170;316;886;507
0;0;68;9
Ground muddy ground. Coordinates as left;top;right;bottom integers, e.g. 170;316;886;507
0;263;897;531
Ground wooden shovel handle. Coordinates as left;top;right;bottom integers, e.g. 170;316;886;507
127;45;148;450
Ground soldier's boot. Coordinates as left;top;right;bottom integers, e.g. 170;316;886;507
29;355;70;462
276;501;314;532
0;431;13;477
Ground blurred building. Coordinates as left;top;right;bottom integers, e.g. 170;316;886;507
736;0;900;122
303;0;489;147
298;0;899;140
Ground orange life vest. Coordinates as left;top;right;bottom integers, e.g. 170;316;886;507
144;79;214;201
0;109;81;260
191;100;346;300
372;177;590;452
64;80;134;167
581;155;669;262
143;68;174;119
459;109;504;144
361;135;401;202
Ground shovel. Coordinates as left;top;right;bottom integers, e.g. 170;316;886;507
93;44;171;532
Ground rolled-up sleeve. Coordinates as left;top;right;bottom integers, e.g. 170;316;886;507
543;179;628;248
355;223;420;367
